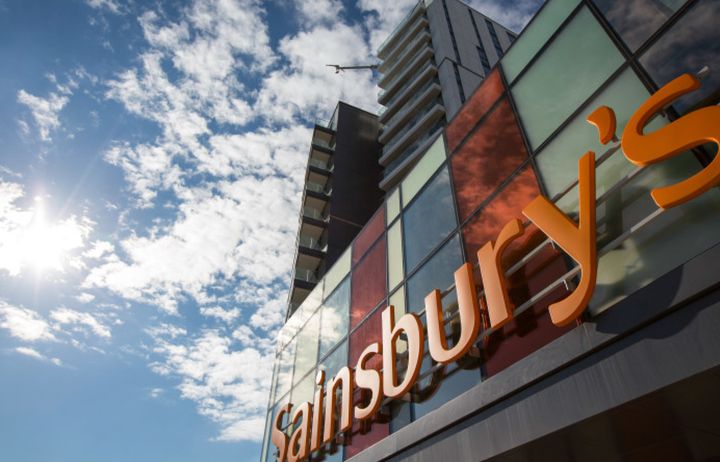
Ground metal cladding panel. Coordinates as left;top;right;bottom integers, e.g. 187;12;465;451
472;10;503;64
436;60;463;119
446;0;483;74
455;66;483;118
426;0;457;66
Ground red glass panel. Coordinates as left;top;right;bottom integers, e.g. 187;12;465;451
461;166;575;378
348;306;384;370
446;69;505;153
343;399;389;460
451;98;529;222
353;207;386;265
350;238;387;329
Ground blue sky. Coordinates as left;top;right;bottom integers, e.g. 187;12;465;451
0;1;540;461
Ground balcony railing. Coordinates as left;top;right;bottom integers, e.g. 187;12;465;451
380;85;440;143
311;138;336;151
302;206;326;221
294;267;318;283
298;235;326;252
377;1;425;58
308;158;333;171
378;51;434;103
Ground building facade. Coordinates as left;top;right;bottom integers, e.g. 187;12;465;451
377;0;515;191
263;0;720;460
287;102;384;319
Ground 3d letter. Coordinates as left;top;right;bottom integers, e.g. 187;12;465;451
288;402;312;462
354;342;383;421
310;370;325;452
476;219;525;328
272;402;292;462
322;367;354;444
382;306;424;399
622;73;720;208
426;263;481;363
522;152;597;326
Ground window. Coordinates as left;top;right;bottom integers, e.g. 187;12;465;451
403;167;457;274
450;98;529;222
388;219;404;291
445;68;504;153
639;0;720;114
353;207;385;265
350;238;387;328
511;6;624;149
293;309;321;385
592;0;687;52
319;276;350;360
406;234;464;313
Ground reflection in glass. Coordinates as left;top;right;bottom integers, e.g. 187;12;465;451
350;238;387;329
451;99;529;221
639;0;720;114
293;309;321;384
535;67;655;197
446;69;505;152
593;0;686;52
403;167;457;274
319;339;348;381
274;337;296;404
353;207;385;265
406;234;463;313
319;276;350;360
511;7;624;149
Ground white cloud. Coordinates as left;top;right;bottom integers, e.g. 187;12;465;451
150;329;273;442
16;90;69;142
0;303;56;342
85;0;123;14
14;346;64;366
357;0;419;53
50;308;112;339
294;0;344;27
76;293;96;303
466;0;543;33
200;306;241;324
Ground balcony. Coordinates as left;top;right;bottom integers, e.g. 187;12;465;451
380;103;445;166
378;31;431;87
379;64;437;123
298;235;327;253
294;267;318;284
377;2;426;59
302;205;327;222
380;125;445;191
379;83;441;144
378;48;434;104
308;157;333;173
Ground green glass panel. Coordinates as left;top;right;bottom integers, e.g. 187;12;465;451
324;248;351;298
536;67;652;197
387;187;401;222
388;219;404;291
501;0;581;83
401;135;446;205
511;6;624;150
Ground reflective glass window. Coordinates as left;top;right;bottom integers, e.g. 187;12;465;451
324;248;351;298
403;167;457;273
387;188;401;223
353;208;385;265
501;0;581;83
290;369;316;409
406;234;463;313
639;0;720;114
511;7;625;149
401;135;447;205
446;69;505;152
349;303;384;370
319;339;348;381
274;337;296;404
319;276;350;360
535;67;655;197
451;98;529;222
387;219;404;291
293;309;320;384
350;238;387;329
593;0;686;51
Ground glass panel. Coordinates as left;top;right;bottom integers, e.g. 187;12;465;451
291;369;316;407
350;238;387;329
451;98;529;222
461;164;541;258
319;276;350;360
293;309;321;384
387;188;401;222
274;337;296;404
511;6;625;149
403;167;457;273
389;285;406;317
388;219;404;291
501;0;581;83
446;68;505;153
324;248;351;298
353;207;386;265
400;135;447;205
319;340;348;381
413;358;481;420
592;0;686;52
639;0;720;114
555;152;720;317
535;67;654;197
260;409;273;462
406;234;463;314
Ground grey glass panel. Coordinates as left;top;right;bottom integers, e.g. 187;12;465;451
406;234;463;313
319;339;348;381
511;6;625;149
413;361;481;421
639;0;720;114
536;67;653;197
593;0;686;51
556;152;720;317
403;167;457;273
318;276;350;360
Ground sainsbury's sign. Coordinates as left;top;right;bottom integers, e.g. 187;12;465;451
272;73;720;462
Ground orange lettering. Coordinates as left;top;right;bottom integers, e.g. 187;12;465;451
382;306;424;399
